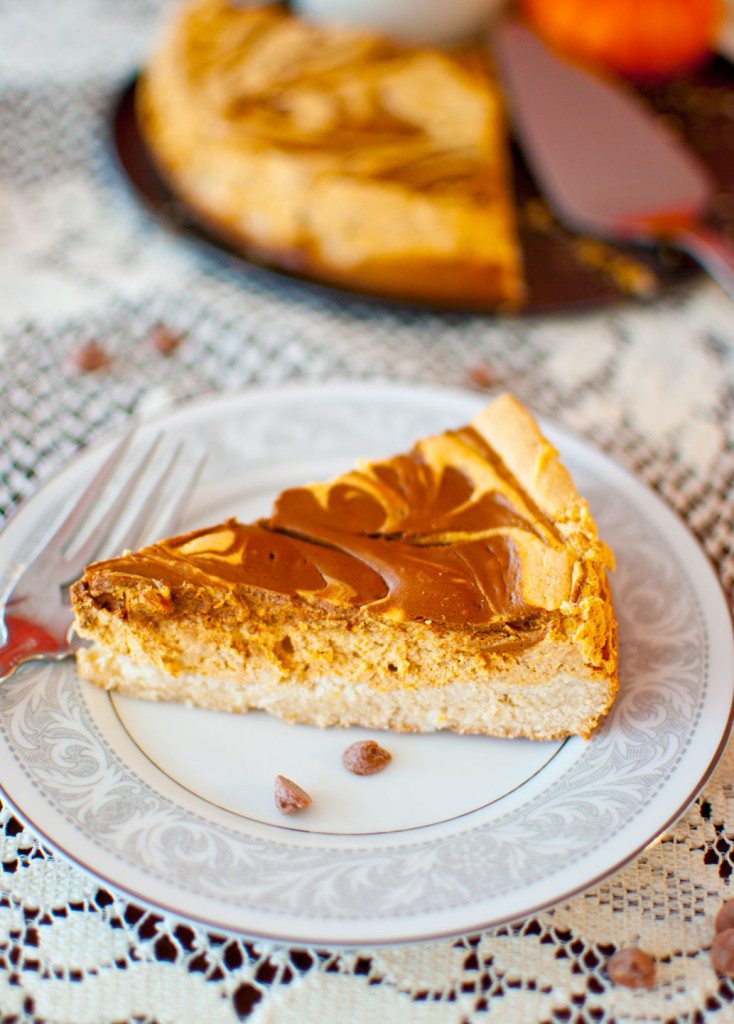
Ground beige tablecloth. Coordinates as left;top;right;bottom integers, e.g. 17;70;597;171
2;2;734;1020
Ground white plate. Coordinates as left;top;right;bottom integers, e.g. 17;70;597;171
1;381;732;946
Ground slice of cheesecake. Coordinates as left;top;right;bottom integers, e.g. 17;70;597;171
70;394;617;740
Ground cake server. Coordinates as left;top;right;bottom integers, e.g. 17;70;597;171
495;21;734;300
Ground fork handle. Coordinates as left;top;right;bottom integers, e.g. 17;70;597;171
676;224;734;302
0;616;64;678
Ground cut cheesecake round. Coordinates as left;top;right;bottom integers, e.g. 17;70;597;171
71;394;618;739
136;0;524;310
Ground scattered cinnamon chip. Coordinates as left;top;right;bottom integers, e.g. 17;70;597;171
71;341;109;373
716;900;734;934
466;362;498;391
274;774;312;815
148;323;183;356
342;740;392;776
712;928;734;976
606;948;656;989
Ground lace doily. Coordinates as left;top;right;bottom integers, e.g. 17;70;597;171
3;1;734;1020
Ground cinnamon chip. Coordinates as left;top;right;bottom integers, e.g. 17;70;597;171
466;362;498;391
712;928;734;976
274;774;312;815
148;323;183;355
71;341;109;372
716;900;734;933
342;740;392;776
606;948;656;989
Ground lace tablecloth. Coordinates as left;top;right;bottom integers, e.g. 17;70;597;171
3;2;734;1020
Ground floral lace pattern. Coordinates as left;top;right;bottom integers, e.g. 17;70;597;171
3;1;734;1020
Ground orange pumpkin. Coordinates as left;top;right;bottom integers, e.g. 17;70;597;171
522;0;723;81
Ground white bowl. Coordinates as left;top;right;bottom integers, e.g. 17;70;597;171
291;0;506;44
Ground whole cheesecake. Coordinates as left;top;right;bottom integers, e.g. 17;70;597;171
71;395;618;740
137;0;524;310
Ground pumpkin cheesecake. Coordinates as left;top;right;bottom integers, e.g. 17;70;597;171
70;395;618;740
137;0;524;310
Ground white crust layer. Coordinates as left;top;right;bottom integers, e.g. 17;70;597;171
77;644;615;740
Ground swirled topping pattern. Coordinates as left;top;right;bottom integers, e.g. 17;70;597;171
87;421;577;628
176;1;501;197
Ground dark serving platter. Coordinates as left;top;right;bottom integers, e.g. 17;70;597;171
107;60;734;315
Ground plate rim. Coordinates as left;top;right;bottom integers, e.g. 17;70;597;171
1;379;733;947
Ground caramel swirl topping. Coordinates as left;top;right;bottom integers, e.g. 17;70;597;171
88;413;579;629
178;2;500;198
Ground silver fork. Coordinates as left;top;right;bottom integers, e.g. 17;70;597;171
0;430;205;681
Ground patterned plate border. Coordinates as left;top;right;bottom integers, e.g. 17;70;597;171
0;382;732;945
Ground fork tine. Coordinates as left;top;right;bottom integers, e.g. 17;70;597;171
108;440;205;557
36;430;135;560
144;449;207;546
106;440;186;558
63;431;164;567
